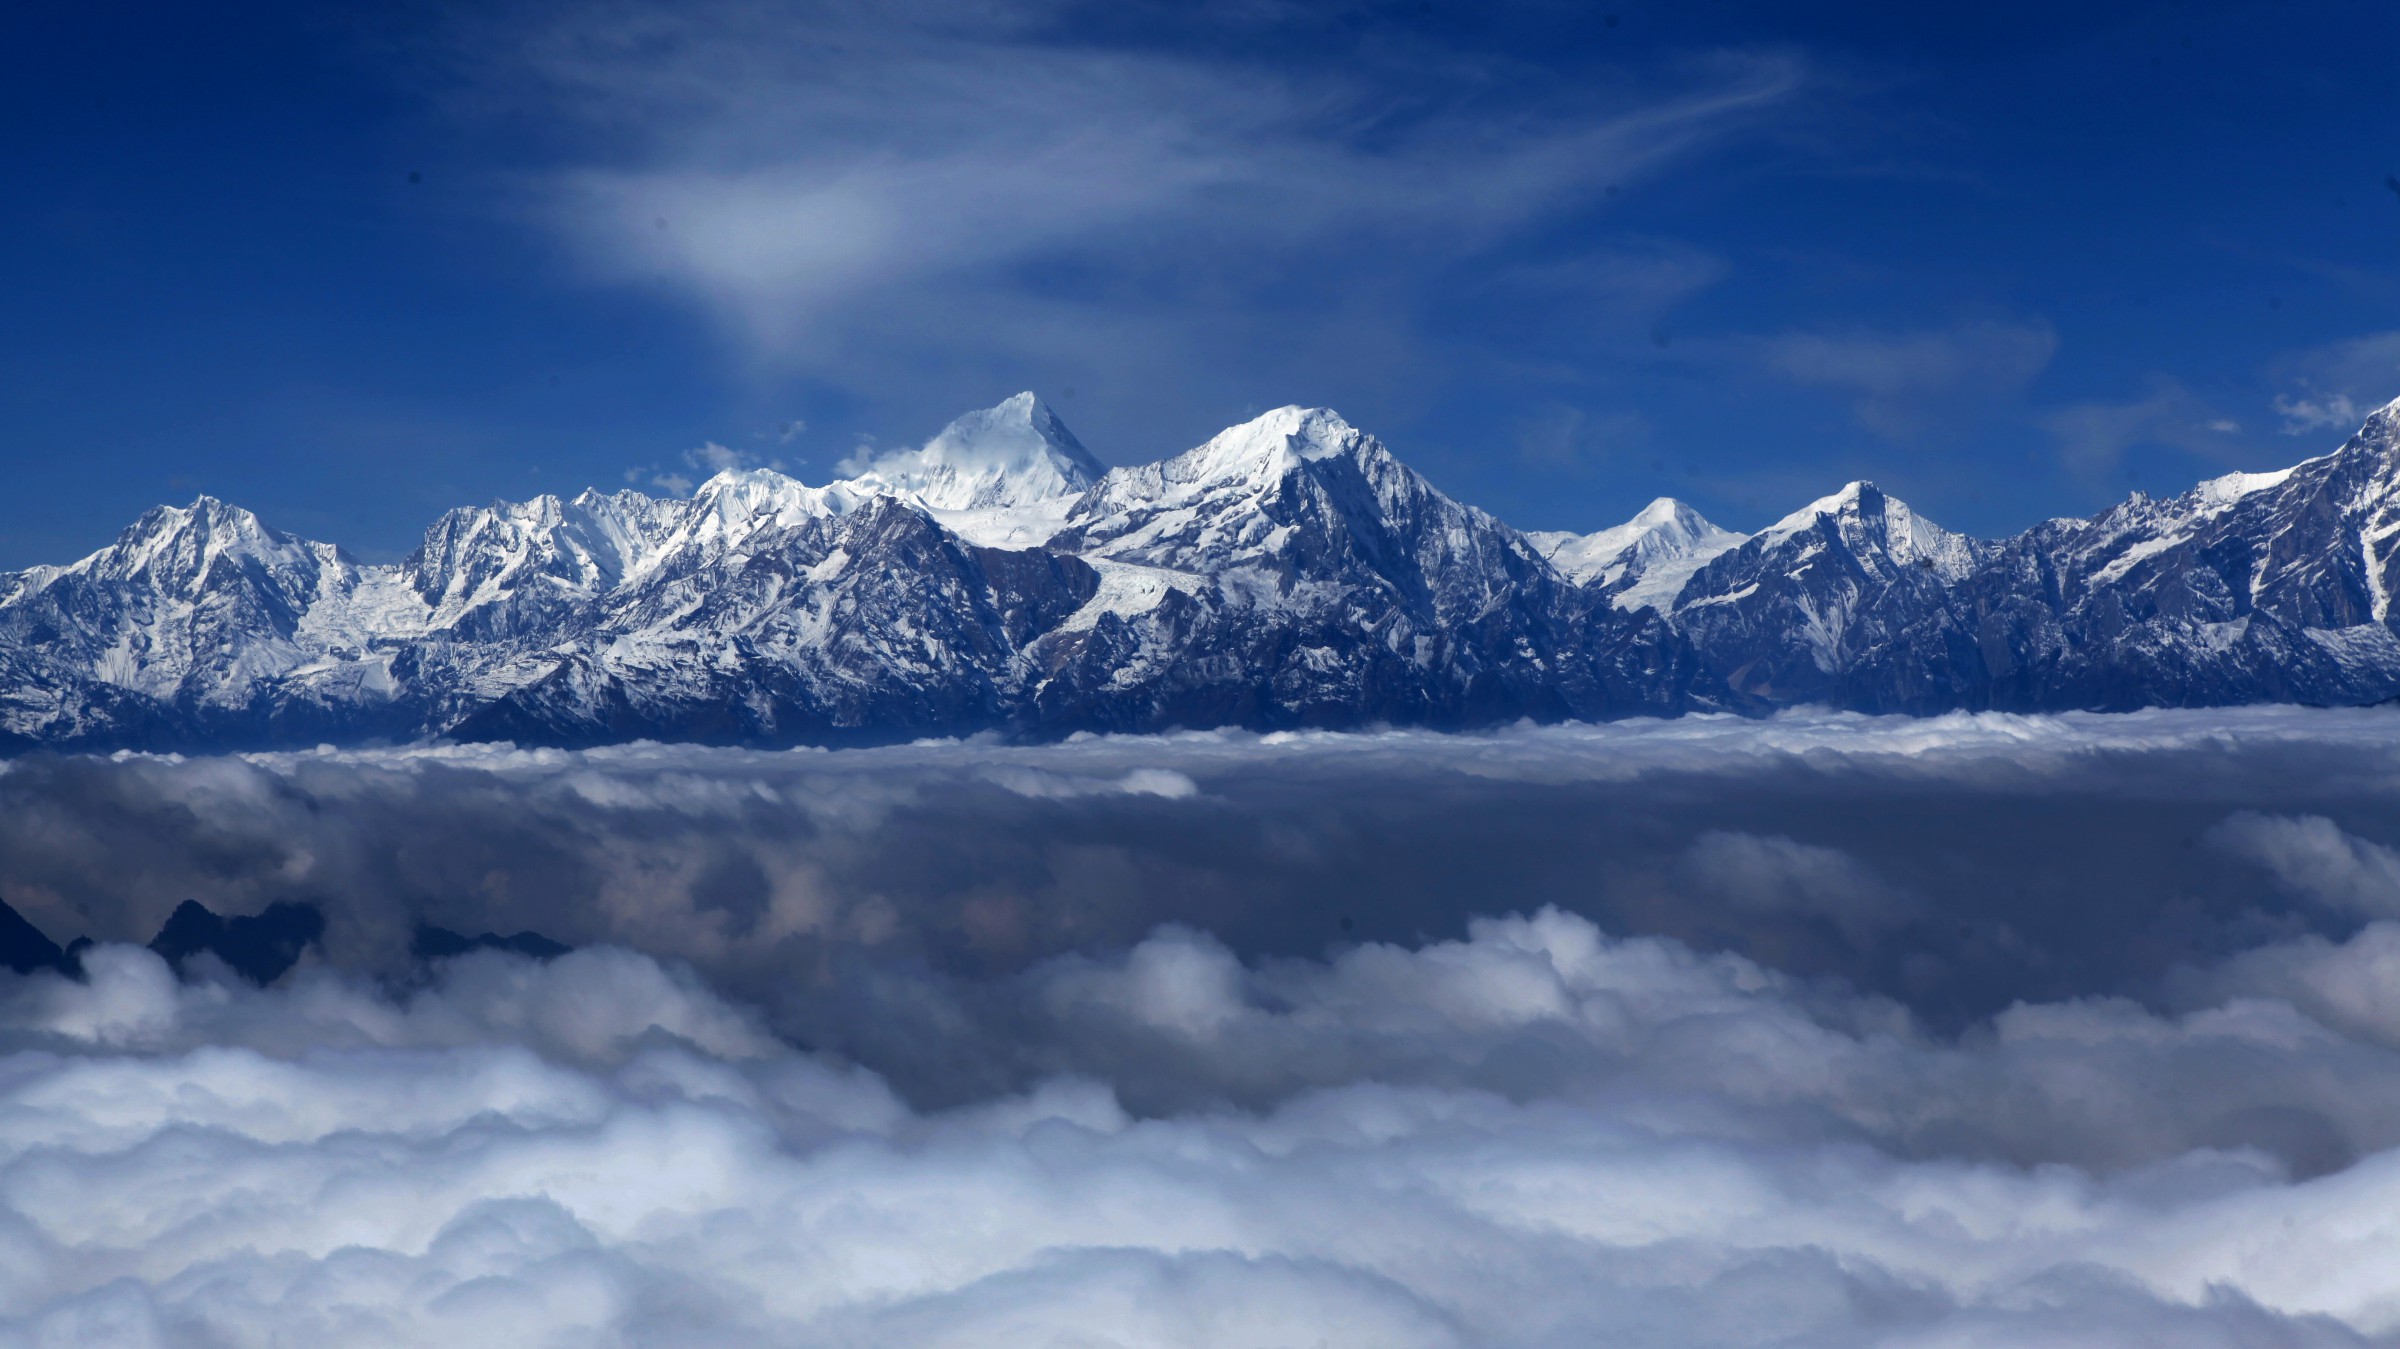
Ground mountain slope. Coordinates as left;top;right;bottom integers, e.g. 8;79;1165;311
2027;397;2400;709
0;498;351;731
1026;406;1650;731
6;393;2400;749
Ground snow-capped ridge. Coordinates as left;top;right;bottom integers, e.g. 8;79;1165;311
9;388;2400;749
1529;497;1747;610
61;495;332;597
1753;480;1980;582
403;488;684;625
693;465;874;526
1761;480;1877;540
1051;402;1558;639
1191;405;1370;475
123;495;293;553
2190;467;2300;509
648;468;871;556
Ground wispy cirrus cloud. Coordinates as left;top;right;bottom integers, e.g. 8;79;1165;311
624;438;786;495
2268;330;2400;434
428;1;1811;438
2040;377;2250;486
1751;318;2058;441
518;11;1798;340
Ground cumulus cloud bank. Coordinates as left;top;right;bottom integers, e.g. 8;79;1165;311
7;905;2400;1344
6;708;2400;1341
2209;812;2400;921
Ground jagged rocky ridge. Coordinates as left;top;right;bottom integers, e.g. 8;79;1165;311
0;890;564;984
8;391;2400;750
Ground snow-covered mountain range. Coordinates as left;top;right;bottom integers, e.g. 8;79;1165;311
8;390;2400;750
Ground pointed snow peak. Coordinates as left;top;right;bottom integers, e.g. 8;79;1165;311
1628;496;1697;529
2293;391;2400;479
1758;480;1982;580
926;391;1100;477
479;492;569;529
848;392;1104;511
136;493;232;520
1532;497;1747;595
1249;406;1363;461
1529;498;1696;558
1060;406;1388;552
1615;498;1742;552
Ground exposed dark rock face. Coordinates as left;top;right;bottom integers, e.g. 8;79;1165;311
7;395;2400;750
412;924;572;962
149;899;325;985
0;897;71;977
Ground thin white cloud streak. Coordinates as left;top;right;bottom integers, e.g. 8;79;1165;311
3;911;2400;1343
627;439;787;495
977;765;1199;800
225;701;2400;786
2041;377;2253;486
2270;331;2400;434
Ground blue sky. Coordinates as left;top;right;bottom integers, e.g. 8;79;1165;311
2;0;2396;567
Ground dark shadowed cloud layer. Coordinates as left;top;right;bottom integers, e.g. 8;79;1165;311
7;710;2400;1342
4;707;2397;1030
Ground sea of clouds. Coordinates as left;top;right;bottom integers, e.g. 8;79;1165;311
6;708;2400;1344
